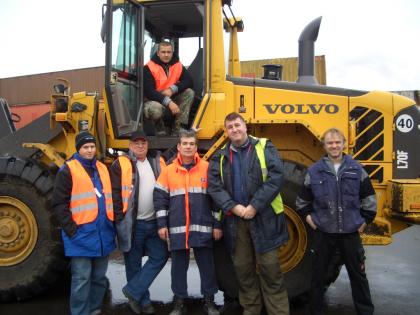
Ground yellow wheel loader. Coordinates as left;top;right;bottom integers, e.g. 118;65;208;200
0;0;419;302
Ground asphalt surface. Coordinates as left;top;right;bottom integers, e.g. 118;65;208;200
1;225;420;315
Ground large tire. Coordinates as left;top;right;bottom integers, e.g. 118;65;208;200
280;160;313;298
0;156;66;301
281;160;343;298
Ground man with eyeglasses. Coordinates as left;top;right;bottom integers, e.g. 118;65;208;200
110;130;168;315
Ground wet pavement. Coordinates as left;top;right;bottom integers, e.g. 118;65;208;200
1;225;420;315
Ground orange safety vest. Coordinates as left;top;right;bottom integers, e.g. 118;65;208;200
118;156;133;214
67;159;114;224
119;155;167;213
147;60;183;91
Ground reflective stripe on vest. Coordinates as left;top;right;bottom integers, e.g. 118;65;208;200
118;156;133;214
146;60;183;91
67;159;114;224
219;137;284;214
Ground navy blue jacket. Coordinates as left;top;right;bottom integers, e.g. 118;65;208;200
154;154;221;250
52;154;116;257
208;136;289;254
296;155;377;233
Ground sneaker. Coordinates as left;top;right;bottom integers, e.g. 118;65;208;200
141;303;156;315
122;287;141;315
169;298;187;315
203;296;220;315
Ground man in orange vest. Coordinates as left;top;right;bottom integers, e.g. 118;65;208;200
154;129;221;315
110;130;168;315
52;132;116;315
144;41;194;136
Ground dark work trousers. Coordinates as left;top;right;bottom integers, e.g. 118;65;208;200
213;238;239;299
310;230;374;315
171;247;218;299
233;219;289;315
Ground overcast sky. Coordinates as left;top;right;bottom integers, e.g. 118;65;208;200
0;0;419;91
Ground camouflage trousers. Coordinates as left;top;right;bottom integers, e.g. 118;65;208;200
144;88;194;130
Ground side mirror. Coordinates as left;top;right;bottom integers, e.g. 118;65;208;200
100;4;108;43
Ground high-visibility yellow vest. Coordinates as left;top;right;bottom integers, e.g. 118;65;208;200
220;136;284;214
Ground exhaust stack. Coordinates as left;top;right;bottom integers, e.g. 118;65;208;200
297;16;322;85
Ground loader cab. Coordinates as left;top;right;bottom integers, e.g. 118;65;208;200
103;0;205;142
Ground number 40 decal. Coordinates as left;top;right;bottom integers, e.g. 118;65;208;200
396;114;414;133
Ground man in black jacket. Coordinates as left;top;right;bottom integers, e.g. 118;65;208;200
144;41;194;136
110;130;168;315
208;112;289;315
296;128;376;315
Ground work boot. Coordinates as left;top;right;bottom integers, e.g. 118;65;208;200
141;303;156;315
122;287;141;314
155;119;167;136
169;297;187;315
203;296;220;315
171;120;184;137
219;295;241;314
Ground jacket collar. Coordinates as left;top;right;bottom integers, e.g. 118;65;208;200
221;135;257;157
73;153;97;168
174;152;200;169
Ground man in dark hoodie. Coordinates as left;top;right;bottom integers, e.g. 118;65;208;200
144;41;194;136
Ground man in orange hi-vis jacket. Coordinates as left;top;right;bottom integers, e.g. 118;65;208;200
154;129;221;315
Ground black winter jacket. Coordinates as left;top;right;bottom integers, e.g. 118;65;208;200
207;136;289;254
144;53;193;105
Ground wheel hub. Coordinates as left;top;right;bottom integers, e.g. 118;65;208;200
0;196;38;266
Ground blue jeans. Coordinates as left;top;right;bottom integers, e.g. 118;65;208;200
123;219;168;305
70;256;109;315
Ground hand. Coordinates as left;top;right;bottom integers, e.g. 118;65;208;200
158;227;169;241
243;205;257;219
161;88;173;97
306;214;317;230
358;222;367;233
231;204;246;218
213;229;223;241
168;101;180;115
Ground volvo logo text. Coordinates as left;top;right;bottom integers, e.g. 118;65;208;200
263;104;339;114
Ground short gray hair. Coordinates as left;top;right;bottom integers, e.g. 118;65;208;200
178;129;197;144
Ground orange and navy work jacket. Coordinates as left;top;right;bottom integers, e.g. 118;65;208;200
67;159;114;224
146;60;183;91
154;153;221;250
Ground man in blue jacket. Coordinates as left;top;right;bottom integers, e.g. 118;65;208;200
296;127;376;315
208;112;289;315
52;132;116;315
